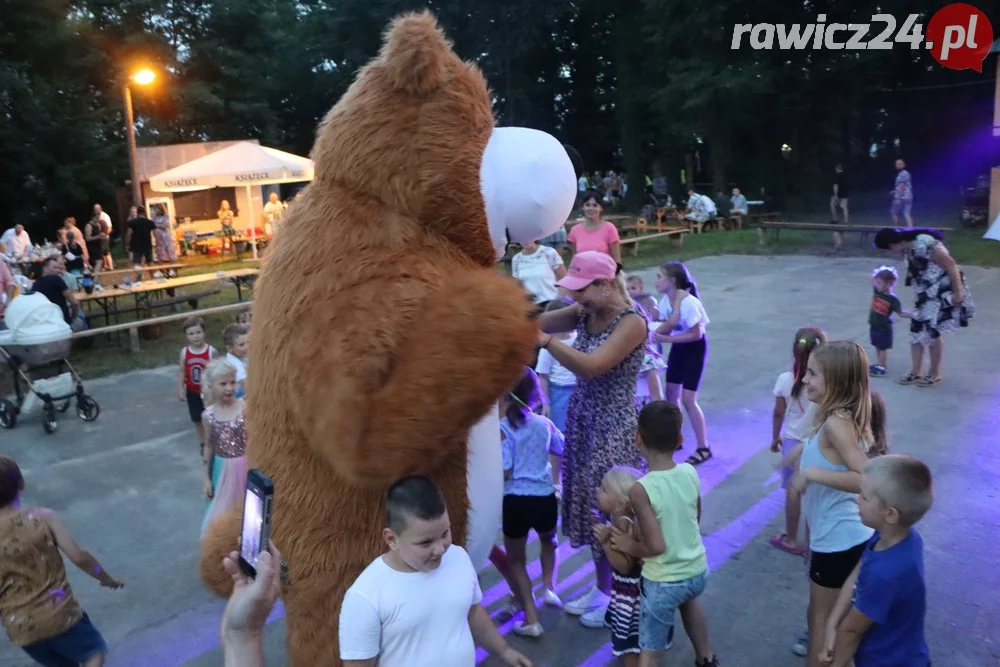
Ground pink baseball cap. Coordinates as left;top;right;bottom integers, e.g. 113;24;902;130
556;251;617;291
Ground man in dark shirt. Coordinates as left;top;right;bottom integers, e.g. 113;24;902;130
830;164;850;249
32;256;78;324
125;205;157;267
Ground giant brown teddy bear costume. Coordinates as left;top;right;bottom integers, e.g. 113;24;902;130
200;11;574;666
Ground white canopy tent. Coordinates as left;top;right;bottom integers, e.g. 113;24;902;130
148;142;314;259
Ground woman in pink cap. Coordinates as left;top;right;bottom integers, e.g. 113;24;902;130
567;192;622;264
536;250;648;628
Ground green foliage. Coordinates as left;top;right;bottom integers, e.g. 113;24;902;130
0;0;994;238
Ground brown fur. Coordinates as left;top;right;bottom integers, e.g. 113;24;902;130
199;11;537;666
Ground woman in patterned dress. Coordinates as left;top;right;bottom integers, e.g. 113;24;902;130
537;251;648;628
874;228;974;387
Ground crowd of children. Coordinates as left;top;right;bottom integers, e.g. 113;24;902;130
0;250;940;667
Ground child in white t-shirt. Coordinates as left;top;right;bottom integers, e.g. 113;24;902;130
339;475;532;667
222;323;249;399
511;240;566;306
770;327;826;556
535;299;576;491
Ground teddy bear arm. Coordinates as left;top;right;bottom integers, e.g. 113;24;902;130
361;271;539;470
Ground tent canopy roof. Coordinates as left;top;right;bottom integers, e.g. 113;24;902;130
149;142;314;192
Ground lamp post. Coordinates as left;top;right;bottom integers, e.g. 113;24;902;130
124;68;156;207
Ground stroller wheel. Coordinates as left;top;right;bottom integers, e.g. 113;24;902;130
0;399;17;429
58;399;71;413
42;403;57;434
77;395;100;422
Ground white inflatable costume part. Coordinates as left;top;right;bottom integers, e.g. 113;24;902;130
463;127;575;569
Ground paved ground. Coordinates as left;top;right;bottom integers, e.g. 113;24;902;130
1;254;998;667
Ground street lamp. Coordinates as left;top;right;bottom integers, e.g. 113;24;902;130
124;68;156;207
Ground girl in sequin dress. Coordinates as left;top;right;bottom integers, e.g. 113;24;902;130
200;359;249;538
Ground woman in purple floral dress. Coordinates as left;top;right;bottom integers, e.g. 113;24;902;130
537;251;647;629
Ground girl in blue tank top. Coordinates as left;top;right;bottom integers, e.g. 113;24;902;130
787;341;877;667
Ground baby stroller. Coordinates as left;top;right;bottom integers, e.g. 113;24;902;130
0;293;100;433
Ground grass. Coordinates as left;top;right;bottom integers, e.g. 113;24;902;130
64;221;997;380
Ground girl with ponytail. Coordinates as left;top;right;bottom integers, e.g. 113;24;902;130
769;327;827;555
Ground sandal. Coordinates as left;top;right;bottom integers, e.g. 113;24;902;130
769;533;807;556
898;372;920;385
917;374;942;388
685;447;713;466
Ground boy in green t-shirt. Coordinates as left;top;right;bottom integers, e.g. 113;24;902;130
869;266;912;377
610;402;719;667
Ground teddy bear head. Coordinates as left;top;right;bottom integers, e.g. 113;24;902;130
310;11;497;266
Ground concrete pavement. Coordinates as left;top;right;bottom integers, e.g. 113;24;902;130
1;254;997;667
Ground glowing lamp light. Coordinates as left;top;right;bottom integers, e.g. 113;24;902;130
131;69;156;85
781;143;792;154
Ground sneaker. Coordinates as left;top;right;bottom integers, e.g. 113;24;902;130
696;656;720;667
869;365;887;377
580;602;610;628
541;588;563;608
565;586;609;616
513;621;543;638
792;630;808;656
496;597;522;621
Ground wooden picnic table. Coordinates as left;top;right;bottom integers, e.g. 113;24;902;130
96;263;186;285
78;268;259;327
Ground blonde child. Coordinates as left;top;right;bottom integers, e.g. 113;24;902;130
770;326;827;555
592;466;648;666
787;341;875;667
0;456;124;667
499;367;564;637
621;274;666;410
176;317;217;462
535;298;576;489
868;266;912;377
200;359;249;537
611;401;718;667
222;323;250;399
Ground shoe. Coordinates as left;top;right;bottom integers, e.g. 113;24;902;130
541;588;563;608
898;371;920;385
580;602;610;628
792;630;808;656
513;621;543;638
565;586;609;615
869;365;887;377
696;656;720;667
496;597;522;621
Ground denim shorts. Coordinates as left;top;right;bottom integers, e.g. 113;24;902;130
639;572;707;651
22;613;107;667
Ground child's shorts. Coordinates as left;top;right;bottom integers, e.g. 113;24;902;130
186;388;205;423
870;326;893;351
547;383;574;435
639;572;706;651
502;493;558;539
809;540;867;589
22;613;107;667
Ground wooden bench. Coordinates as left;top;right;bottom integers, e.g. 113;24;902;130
73;302;252;353
754;221;952;247
619;227;689;256
146;288;222;313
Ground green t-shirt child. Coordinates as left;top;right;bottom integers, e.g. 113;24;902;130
869;289;902;330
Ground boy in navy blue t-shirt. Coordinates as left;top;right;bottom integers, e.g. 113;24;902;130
823;455;934;667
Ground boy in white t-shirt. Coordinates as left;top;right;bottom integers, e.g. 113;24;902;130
338;475;533;667
222;323;250;399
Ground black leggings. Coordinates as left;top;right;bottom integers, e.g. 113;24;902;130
665;337;708;391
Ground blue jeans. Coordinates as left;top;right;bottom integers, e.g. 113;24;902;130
639;572;707;651
547;383;573;437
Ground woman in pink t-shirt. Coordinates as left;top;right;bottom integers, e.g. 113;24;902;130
567;192;621;264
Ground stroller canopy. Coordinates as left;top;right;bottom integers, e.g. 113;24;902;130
0;293;72;346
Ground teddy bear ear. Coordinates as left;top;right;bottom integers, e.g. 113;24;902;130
379;10;451;96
